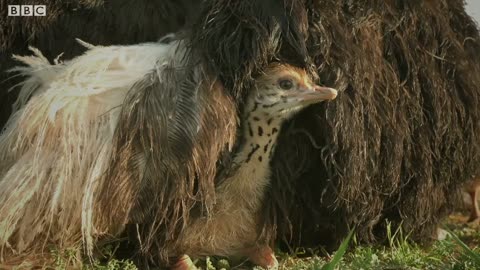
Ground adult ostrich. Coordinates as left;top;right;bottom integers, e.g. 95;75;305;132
1;0;480;268
187;0;480;252
0;39;337;269
0;37;239;267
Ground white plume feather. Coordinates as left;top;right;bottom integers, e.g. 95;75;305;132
0;39;184;261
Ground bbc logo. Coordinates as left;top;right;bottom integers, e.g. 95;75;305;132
8;5;46;16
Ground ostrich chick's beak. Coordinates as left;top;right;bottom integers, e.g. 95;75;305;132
291;86;338;106
314;86;338;100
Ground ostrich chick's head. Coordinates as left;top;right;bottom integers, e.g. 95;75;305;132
245;63;337;122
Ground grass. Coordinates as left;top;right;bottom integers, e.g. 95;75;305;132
280;216;480;270
51;213;480;270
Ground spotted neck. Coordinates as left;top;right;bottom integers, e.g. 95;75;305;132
237;110;281;166
217;102;284;208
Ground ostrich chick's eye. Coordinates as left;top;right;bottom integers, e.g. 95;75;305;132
278;79;294;90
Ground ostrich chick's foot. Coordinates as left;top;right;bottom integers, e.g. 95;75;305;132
172;255;198;270
467;190;480;224
247;246;279;269
467;216;480;224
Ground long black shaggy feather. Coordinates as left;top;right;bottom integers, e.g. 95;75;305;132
96;53;237;266
189;0;313;103
186;0;480;251
273;0;480;249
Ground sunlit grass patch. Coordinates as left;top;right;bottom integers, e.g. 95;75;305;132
47;215;480;270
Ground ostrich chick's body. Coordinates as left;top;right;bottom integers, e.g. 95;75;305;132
173;64;338;269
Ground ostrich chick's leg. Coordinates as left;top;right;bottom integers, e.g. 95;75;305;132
171;255;198;270
467;189;480;223
246;246;279;269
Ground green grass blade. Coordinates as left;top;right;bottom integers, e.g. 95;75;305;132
444;228;480;265
317;229;355;270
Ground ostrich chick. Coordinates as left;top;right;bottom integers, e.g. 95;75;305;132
464;177;480;222
172;63;338;269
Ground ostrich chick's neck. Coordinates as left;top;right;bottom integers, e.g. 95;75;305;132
177;105;284;257
218;105;282;209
